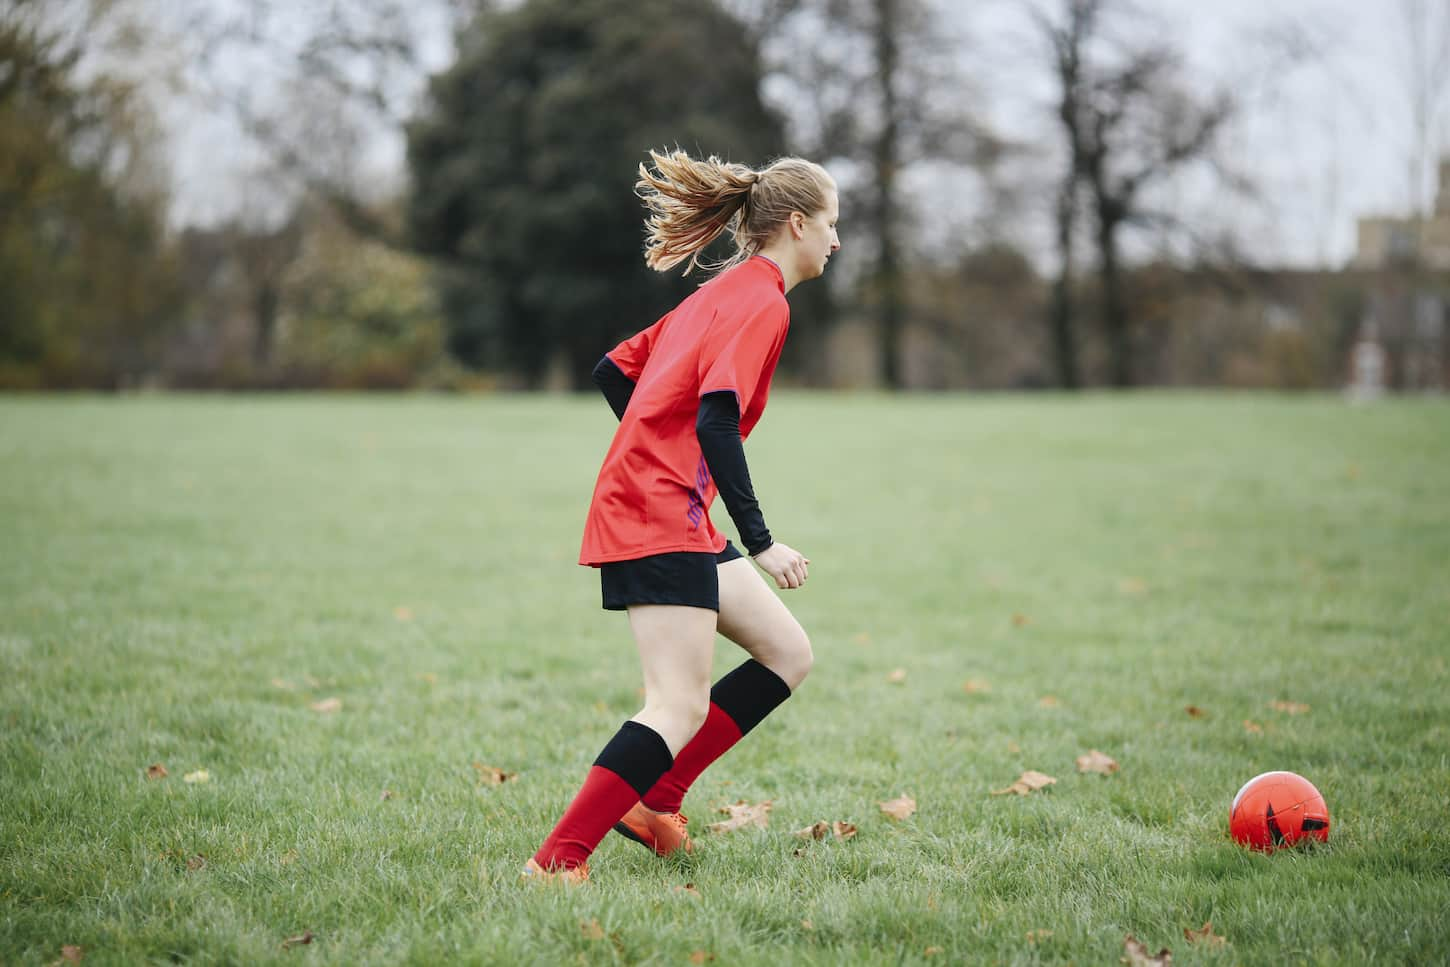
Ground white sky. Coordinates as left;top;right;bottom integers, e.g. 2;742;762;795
153;0;1449;269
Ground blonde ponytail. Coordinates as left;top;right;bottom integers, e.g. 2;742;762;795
636;148;834;276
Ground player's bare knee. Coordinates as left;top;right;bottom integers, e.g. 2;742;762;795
772;628;813;690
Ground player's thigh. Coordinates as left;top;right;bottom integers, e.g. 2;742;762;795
627;603;717;699
715;558;812;689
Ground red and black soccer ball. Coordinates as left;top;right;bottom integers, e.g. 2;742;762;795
1229;771;1331;851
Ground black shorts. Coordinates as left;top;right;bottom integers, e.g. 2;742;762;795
601;541;744;612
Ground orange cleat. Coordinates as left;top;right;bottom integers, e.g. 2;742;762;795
613;802;694;856
520;857;589;884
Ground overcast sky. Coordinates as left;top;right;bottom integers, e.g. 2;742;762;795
155;0;1449;270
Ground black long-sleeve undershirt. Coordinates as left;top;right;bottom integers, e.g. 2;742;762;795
591;355;773;555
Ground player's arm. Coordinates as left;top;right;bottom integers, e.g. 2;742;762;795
696;391;772;555
697;392;808;589
592;355;636;421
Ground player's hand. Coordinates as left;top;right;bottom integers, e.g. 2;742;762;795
753;542;810;590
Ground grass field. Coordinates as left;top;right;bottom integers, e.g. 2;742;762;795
2;392;1448;966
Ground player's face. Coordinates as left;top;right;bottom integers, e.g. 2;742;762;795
796;190;840;280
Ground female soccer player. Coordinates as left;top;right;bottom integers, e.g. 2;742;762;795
523;149;840;881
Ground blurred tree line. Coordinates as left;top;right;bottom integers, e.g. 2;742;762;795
1;0;1444;392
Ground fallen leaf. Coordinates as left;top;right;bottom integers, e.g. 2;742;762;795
707;800;772;834
879;794;917;820
393;606;414;621
182;769;210;784
1184;705;1207;718
1076;749;1119;774
924;946;943;956
886;668;907;684
801;920;814;931
472;762;517;786
1117;577;1148;594
186;854;206;871
146;763;168;780
59;945;83;963
962;678;990;694
1183;921;1226;948
832;821;858;841
310;697;342;714
279;850;298;865
580;919;606;941
1243;720;1263;734
795;821;830;840
1270;700;1310;714
689;952;714;965
281;932;313;950
853;632;871;645
1122;934;1172;965
1026;929;1054;945
1011;613;1031;627
419;673;437;685
270;678;295;690
672;883;701;898
1038;695;1060;708
1006;741;1021;754
991;770;1057;796
379;789;396;801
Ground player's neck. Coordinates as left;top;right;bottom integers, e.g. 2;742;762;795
755;246;801;293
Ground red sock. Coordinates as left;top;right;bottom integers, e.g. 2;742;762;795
641;702;741;813
532;721;672;871
641;660;792;814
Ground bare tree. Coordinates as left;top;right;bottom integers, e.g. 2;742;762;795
1034;0;1235;388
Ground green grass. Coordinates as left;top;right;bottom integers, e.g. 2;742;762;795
2;392;1447;966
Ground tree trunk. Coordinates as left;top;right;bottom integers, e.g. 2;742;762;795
1098;213;1132;387
873;0;903;389
1049;177;1081;389
253;282;279;370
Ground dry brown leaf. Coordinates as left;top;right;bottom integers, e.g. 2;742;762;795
1006;741;1021;754
1183;921;1226;948
270;678;295;690
1270;700;1310;714
672;883;701;898
309;697;342;714
472;762;517;786
1122;934;1172;965
1076;749;1119;775
59;945;83;963
186;854;206;872
800;919;814;931
280;932;313;950
962;678;990;694
379;789;396;801
1184;705;1207;718
924;946;944;956
707;800;772;834
182;769;210;784
393;606;414;621
1026;929;1054;945
1243;720;1263;734
146;763;168;780
879;794;917;821
580;919;606;941
1011;613;1031;627
689;952;715;965
886;668;907;684
1117;577;1148;594
795;821;830;840
832;821;858;841
1038;695;1060;708
992;770;1057;796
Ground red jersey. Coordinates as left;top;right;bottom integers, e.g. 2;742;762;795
579;255;789;565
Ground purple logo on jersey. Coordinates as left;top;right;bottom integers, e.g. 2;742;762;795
685;456;711;529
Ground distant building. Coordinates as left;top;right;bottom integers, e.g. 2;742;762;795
1354;157;1450;270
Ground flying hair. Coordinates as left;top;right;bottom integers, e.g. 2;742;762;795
636;148;834;276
